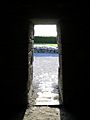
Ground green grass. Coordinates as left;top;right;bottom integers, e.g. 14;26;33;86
47;44;57;47
34;36;57;44
34;44;57;47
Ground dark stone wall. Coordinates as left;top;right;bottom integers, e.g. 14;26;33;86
28;22;34;96
1;3;30;119
0;1;89;119
57;23;63;104
60;3;90;119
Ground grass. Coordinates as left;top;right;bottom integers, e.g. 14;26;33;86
47;44;57;47
34;43;57;47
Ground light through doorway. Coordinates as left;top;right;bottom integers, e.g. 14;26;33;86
33;24;60;105
23;23;61;120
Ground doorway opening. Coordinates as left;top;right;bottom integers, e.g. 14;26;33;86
33;24;59;105
24;20;62;120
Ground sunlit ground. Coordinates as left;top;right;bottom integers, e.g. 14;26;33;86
34;43;57;47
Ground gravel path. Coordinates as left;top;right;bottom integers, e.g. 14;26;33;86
33;53;59;105
24;53;60;120
33;53;59;89
23;51;77;120
23;53;61;120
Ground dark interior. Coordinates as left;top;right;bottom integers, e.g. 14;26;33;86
1;1;89;119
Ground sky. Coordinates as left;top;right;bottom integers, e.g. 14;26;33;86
34;25;57;37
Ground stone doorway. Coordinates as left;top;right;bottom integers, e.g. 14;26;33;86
23;19;62;120
33;24;60;106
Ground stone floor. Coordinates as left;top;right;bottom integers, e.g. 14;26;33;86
23;106;60;120
33;53;59;105
23;52;61;120
23;51;77;120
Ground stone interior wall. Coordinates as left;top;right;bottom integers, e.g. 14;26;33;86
1;6;30;119
1;1;89;120
28;22;34;96
57;23;63;104
60;13;89;119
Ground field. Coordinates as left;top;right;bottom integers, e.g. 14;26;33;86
34;43;58;47
34;36;57;44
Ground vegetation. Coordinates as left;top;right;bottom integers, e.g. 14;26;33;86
34;44;57;47
47;44;57;47
34;36;57;44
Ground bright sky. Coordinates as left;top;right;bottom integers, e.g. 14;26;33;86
34;25;57;37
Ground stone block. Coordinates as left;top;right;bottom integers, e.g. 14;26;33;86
28;51;33;65
28;65;33;92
